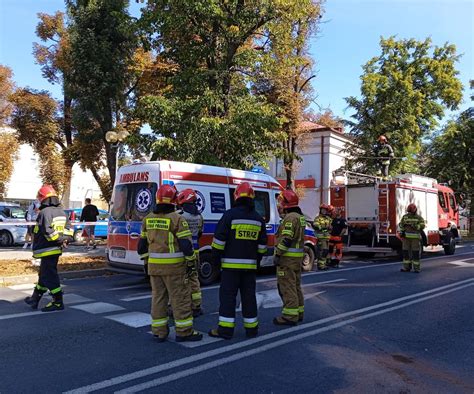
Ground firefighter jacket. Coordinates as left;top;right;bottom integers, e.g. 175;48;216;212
138;210;195;275
32;200;74;259
312;214;333;239
275;212;306;264
178;203;203;250
211;203;268;270
330;217;347;236
399;213;425;239
375;143;394;165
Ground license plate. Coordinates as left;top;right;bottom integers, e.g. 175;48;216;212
111;249;126;259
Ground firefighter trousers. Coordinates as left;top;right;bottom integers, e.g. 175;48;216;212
277;261;304;323
328;236;343;266
188;259;202;309
218;269;258;337
37;255;62;295
402;238;421;271
316;238;329;268
150;271;193;338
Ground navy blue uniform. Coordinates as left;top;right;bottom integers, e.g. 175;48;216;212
211;202;267;337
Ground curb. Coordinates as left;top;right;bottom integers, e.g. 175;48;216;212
0;268;111;287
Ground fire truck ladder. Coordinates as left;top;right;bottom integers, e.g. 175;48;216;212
377;183;390;243
333;169;381;185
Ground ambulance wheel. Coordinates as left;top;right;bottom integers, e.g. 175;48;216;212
198;251;220;285
302;246;315;272
443;234;456;255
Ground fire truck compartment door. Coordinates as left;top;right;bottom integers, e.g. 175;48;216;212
346;185;378;221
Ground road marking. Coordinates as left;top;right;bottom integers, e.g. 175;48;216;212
65;277;474;394
447;258;474;268
107;284;149;292
8;284;38;291
148;327;223;348
64;294;94;305
119;253;474;302
0;311;42;321
105;311;151;328
116;281;474;393
71;302;125;314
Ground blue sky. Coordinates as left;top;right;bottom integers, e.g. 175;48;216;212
1;0;472;124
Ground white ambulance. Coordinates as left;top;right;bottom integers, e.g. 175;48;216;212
107;160;317;284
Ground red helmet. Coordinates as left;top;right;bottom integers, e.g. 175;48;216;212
234;182;255;201
156;184;178;205
378;135;387;143
320;203;334;214
407;203;417;214
278;189;299;210
177;188;197;205
37;185;57;203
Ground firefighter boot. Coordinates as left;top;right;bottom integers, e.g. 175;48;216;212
24;288;45;310
273;316;298;326
176;330;203;342
208;328;233;340
41;292;64;312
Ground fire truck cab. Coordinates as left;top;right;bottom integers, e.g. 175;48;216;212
330;171;460;256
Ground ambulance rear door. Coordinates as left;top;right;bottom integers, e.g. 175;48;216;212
108;163;159;271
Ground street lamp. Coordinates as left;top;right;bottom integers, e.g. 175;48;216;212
105;130;130;175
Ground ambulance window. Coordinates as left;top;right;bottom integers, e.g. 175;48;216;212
111;185;129;221
438;192;447;211
448;194;456;210
229;189;270;223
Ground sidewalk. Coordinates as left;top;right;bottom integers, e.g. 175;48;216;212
0;244;106;261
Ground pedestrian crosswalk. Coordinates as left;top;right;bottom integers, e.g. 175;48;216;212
1;283;222;348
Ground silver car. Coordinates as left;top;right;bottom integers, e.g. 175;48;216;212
0;203;27;247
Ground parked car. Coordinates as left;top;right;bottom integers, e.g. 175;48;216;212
65;208;109;242
0;202;27;247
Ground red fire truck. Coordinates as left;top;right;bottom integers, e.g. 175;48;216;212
330;171;460;256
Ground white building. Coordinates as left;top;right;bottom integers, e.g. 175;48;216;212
2;128;103;209
267;122;352;219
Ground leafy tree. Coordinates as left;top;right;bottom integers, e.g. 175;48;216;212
33;11;78;206
66;0;138;199
10;89;66;194
0;65;19;199
345;37;463;175
137;0;294;169
421;83;474;233
253;1;321;188
0;65;15;125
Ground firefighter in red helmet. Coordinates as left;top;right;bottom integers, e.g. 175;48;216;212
273;189;306;326
312;204;334;270
375;135;394;179
137;184;202;342
177;188;204;316
209;182;267;339
24;185;74;312
398;203;425;273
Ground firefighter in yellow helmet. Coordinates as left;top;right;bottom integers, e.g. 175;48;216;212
273;189;306;326
137;184;202;342
24;185;74;312
399;203;425;273
312;204;334;270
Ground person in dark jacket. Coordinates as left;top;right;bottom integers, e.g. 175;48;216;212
374;135;394;179
24;185;74;312
328;208;347;268
80;198;100;250
209;182;268;339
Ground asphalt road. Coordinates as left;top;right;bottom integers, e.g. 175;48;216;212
1;243;473;393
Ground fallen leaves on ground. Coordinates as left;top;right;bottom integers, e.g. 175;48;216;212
0;256;107;277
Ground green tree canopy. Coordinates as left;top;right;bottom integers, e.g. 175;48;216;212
345;37;463;175
137;0;298;169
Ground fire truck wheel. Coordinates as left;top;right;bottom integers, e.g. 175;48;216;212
198;251;220;286
443;234;456;255
302;246;315;271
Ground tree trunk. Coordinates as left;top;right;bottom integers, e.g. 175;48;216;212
61;161;74;208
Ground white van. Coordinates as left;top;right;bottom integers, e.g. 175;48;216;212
107;160;317;284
